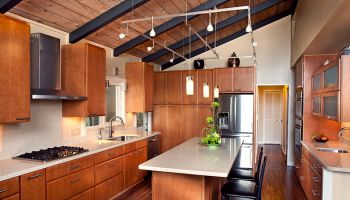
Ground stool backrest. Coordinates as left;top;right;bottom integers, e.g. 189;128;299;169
257;156;267;200
254;147;264;183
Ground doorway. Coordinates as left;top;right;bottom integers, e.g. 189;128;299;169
257;86;289;153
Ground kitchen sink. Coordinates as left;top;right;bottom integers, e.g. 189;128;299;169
316;147;349;153
106;135;140;141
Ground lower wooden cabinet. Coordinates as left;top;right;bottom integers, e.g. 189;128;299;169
95;156;124;185
138;147;148;179
95;174;124;200
0;177;19;199
124;150;139;188
46;167;95;200
3;194;20;200
68;188;94;200
20;169;46;200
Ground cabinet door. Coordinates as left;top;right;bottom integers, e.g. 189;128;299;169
20;169;46;200
167;105;182;150
322;92;339;120
154;72;167;104
144;63;154;111
197;105;212;137
181;105;198;142
182;71;198;104
95;174;124;200
0;15;30;123
323;65;338;91
95;156;124;185
153;105;167;152
312;96;321;115
124;151;139;188
138;147;148;180
214;68;234;92
87;44;106;116
234;67;254;92
312;73;322;93
166;71;182;104
198;69;213;104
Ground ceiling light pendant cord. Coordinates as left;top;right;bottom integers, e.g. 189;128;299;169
207;10;213;32
150;16;156;37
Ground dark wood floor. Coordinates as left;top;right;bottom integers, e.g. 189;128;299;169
114;145;306;200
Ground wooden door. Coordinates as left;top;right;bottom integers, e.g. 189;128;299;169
181;105;198;142
198;69;213;104
20;170;46;200
124;151;139;188
214;68;234;92
153;72;167;104
166;71;182;104
234;67;254;92
182;71;198;104
263;91;282;144
87;44;106;116
138;147;148;180
0;15;30;123
166;105;182;150
153;105;167;152
197;105;212;137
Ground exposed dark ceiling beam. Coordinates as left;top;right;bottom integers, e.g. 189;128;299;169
113;0;229;57
142;0;283;63
161;10;291;70
69;0;148;43
0;0;22;14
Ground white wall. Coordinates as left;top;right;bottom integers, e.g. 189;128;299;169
166;16;294;164
0;13;146;159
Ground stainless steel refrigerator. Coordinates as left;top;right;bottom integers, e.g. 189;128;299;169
218;94;254;144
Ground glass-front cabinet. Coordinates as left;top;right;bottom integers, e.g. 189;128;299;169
311;59;339;94
312;73;322;92
312;96;321;115
324;65;338;90
322;92;339;120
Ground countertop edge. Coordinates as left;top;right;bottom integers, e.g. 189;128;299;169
0;132;161;182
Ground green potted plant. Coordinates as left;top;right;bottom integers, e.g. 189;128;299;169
201;101;221;146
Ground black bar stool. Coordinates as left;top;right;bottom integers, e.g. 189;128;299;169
221;156;267;200
227;147;264;182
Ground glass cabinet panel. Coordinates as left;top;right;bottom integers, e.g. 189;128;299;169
323;95;338;119
312;97;321;114
312;74;322;91
324;65;338;89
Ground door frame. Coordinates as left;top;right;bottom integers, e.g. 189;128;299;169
262;90;283;144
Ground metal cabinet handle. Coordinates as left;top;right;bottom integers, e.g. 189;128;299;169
28;173;44;180
69;164;80;170
149;138;158;142
0;188;7;193
312;176;320;183
312;189;320;196
16;117;30;121
70;177;81;184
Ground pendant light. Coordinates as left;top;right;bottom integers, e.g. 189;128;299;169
185;26;194;96
170;52;174;63
150;16;156;37
207;10;214;32
214;86;219;98
147;40;154;52
119;24;128;39
203;68;210;98
245;23;252;33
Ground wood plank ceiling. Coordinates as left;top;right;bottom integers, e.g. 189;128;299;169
8;0;294;68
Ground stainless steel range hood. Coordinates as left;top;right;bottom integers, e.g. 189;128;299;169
30;33;87;100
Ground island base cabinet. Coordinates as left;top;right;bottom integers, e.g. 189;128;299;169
95;174;124;200
68;188;94;200
152;172;221;200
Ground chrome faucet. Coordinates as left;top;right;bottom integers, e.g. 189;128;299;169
109;116;125;138
338;127;350;138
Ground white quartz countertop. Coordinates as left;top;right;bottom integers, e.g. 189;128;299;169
0;130;160;182
139;137;243;177
302;140;350;172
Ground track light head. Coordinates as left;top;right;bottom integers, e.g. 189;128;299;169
207;23;214;32
246;24;252;33
119;33;126;39
150;28;156;37
147;46;153;52
170;58;174;63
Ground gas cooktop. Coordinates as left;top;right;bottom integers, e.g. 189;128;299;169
13;146;89;162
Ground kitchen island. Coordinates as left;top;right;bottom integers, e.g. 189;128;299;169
139;137;243;200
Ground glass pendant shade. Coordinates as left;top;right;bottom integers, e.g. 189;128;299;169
203;83;210;98
186;76;194;95
214;86;219;98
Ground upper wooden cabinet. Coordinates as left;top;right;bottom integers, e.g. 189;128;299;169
62;42;106;117
0;15;30;124
166;71;182;104
125;62;154;112
312;58;340;94
213;68;234;92
153;72;167;105
213;67;255;93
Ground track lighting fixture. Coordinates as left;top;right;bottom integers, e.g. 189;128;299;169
252;40;257;47
147;41;155;52
207;10;214;32
119;24;128;39
170;52;175;63
246;23;252;33
150;16;156;37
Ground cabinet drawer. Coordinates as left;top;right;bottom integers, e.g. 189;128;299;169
136;139;147;149
302;146;322;176
310;181;322;200
95;174;124;200
46;155;94;182
95;156;124;185
310;166;322;192
124;142;137;154
3;194;19;200
47;167;94;200
68;188;94;200
95;146;123;164
0;177;19;199
20;169;46;200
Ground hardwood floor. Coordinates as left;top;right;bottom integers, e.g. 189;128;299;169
114;145;306;200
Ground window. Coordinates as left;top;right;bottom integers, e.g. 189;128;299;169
85;78;126;128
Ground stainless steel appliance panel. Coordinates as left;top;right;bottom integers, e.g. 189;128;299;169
148;135;160;159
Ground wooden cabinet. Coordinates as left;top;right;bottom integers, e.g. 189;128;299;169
295;57;304;89
0;14;30;124
125;62;154;112
234;67;255;92
182;71;198;104
166;71;182;104
166;105;182;150
3;194;20;200
138;147;148;179
20;169;45;200
0;177;19;199
182;105;198;141
153;105;168;152
62;42;106;117
124;150;139;188
340;55;350;122
95;156;124;185
197;69;213;104
94;146;123;164
95;174;124;200
213;68;234;92
47;167;94;200
68;188;94;200
153;72;167;104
